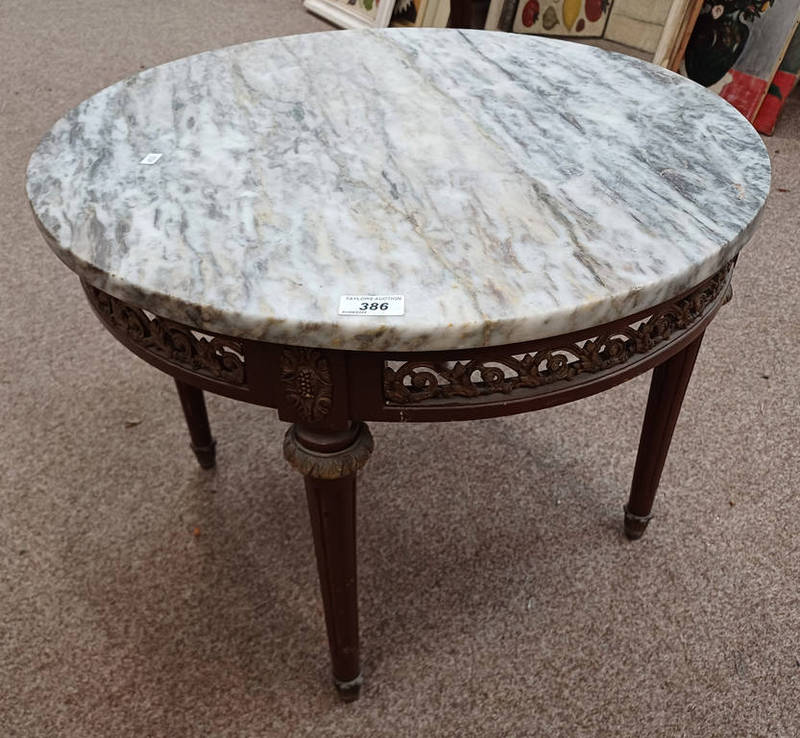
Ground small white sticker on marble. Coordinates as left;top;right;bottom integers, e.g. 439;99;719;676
139;153;162;165
339;295;405;316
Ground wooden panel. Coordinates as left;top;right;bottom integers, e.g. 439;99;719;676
605;15;665;52
754;26;800;134
610;0;672;25
653;0;705;70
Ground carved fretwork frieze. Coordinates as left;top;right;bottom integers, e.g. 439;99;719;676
280;347;334;422
84;285;245;385
384;262;732;405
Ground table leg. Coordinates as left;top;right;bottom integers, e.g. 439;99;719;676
625;332;705;540
174;379;216;469
283;422;374;701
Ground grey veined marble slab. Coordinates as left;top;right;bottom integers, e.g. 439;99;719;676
27;28;770;351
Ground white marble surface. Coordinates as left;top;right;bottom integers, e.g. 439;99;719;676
27;29;770;351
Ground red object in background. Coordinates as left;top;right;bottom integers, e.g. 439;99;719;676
585;0;604;23
754;69;800;134
720;68;769;121
522;0;540;26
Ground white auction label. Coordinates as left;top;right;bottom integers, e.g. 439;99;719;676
338;295;404;316
139;153;162;165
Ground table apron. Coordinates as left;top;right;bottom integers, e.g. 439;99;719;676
79;260;733;428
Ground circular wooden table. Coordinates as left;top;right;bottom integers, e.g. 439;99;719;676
27;28;770;700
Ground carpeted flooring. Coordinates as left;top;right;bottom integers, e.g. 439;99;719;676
2;2;799;736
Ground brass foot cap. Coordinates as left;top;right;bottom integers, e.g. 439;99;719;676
624;504;653;541
334;673;363;702
191;438;217;469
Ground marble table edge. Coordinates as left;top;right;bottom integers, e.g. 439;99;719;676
31;199;766;354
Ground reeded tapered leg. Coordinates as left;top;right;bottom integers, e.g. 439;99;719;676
283;422;373;701
174;379;216;469
625;333;705;539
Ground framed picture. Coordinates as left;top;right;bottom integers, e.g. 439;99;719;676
682;0;800;121
512;0;614;37
304;0;395;29
754;25;800;133
392;0;430;26
485;0;519;30
653;0;705;70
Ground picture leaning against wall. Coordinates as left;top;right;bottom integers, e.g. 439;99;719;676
682;0;800;120
305;0;395;29
512;0;614;37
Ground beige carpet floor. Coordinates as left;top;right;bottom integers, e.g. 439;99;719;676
2;1;799;735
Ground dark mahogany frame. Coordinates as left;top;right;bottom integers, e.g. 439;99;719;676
75;260;734;701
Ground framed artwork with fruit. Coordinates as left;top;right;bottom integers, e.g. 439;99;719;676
304;0;395;29
512;0;614;36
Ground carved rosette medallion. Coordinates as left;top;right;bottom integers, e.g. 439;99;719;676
280;348;334;422
384;262;733;405
83;284;245;384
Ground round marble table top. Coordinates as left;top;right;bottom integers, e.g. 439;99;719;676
27;28;770;351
